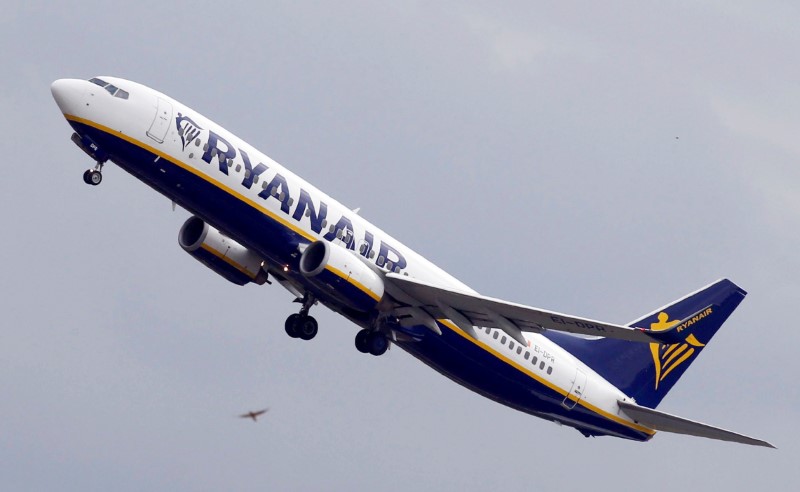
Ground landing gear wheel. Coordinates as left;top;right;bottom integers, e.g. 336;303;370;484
285;313;301;338
83;169;102;186
297;316;318;341
355;329;370;353
367;332;389;356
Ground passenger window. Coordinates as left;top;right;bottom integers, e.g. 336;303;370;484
492;331;498;339
532;356;538;365
547;367;553;375
539;361;545;370
484;328;490;334
509;341;515;350
524;351;530;360
516;346;522;355
500;336;507;344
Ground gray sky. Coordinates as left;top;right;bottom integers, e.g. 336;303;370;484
2;1;797;490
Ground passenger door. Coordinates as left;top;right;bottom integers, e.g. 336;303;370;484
147;97;172;144
562;368;588;410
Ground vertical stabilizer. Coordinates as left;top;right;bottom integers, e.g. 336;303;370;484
544;279;746;408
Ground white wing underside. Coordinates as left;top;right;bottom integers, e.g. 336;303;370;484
385;273;658;345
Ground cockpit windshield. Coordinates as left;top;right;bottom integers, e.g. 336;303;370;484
88;77;129;100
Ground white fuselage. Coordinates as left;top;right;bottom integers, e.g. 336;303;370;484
51;76;653;441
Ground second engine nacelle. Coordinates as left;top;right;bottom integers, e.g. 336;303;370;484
299;240;385;312
178;216;268;286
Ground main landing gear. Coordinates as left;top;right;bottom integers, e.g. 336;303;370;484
282;292;390;356
83;161;104;186
355;329;389;356
285;293;319;341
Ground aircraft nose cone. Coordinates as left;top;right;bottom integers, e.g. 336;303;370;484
51;78;86;115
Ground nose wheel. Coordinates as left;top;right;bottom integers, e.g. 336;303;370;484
83;162;104;186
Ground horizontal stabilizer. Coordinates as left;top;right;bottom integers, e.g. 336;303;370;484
618;400;775;448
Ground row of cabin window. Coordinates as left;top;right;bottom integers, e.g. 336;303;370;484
484;327;553;375
183;139;406;275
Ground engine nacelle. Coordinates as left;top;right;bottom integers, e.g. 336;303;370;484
299;240;385;312
179;216;268;286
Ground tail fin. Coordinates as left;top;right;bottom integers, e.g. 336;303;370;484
543;279;746;409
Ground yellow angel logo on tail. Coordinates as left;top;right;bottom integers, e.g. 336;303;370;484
649;313;706;389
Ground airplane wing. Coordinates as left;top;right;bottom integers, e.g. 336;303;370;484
385;273;693;346
617;400;775;448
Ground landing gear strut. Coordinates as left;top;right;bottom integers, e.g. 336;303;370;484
285;293;318;341
83;161;104;186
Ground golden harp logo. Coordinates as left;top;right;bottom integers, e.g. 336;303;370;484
649;312;707;389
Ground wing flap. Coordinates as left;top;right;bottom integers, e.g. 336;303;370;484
385;273;659;343
618;400;775;448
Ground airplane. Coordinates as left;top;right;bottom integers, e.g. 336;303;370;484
239;409;269;422
51;76;773;448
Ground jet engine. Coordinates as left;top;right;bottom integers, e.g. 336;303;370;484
178;216;268;286
299;240;385;312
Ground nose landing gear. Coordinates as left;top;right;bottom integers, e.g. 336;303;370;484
83;162;104;186
71;132;107;186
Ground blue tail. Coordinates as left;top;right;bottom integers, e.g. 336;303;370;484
543;279;747;409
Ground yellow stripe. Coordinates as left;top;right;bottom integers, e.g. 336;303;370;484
663;344;688;368
660;347;695;381
324;264;382;302
662;344;680;358
437;319;655;435
65;114;316;243
66;114;378;299
199;244;257;280
68;114;651;435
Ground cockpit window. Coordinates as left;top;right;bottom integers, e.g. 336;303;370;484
87;77;129;99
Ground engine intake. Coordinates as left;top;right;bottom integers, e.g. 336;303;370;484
299;240;385;311
179;216;268;286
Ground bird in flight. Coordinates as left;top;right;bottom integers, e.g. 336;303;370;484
239;408;269;422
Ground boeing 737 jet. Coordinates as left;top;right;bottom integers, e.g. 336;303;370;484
51;76;773;447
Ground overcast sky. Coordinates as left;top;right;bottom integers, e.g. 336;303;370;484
2;1;797;490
